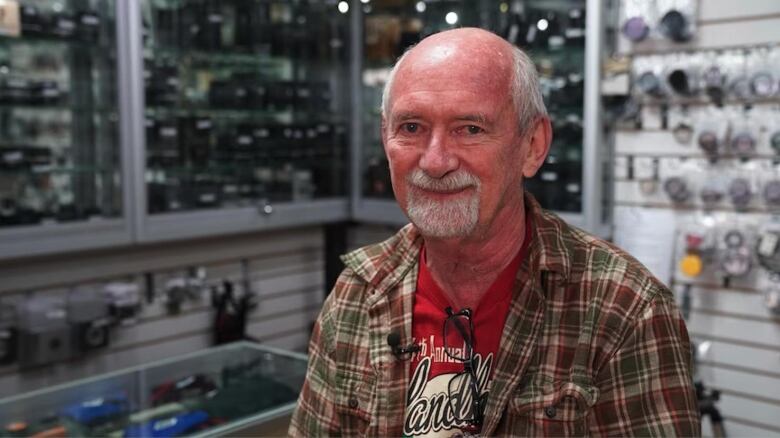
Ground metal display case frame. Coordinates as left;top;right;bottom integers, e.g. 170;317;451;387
349;0;608;236
124;0;352;244
0;0;133;260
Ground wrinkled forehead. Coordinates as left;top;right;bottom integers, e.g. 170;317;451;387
391;40;513;103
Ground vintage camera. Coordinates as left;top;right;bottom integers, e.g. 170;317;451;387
104;282;141;325
0;78;33;104
266;81;295;109
148;179;185;213
1;146;52;169
147;118;180;167
209;79;250;108
145;64;179;106
30;81;64;105
235;1;271;50
565;8;586;46
50;12;77;39
77;11;101;43
0;198;43;227
179;117;213;166
154;5;179;47
183;176;222;209
20;5;45;36
17;296;71;367
67;287;111;351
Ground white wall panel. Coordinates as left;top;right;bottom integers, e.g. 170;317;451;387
687;312;780;347
693;338;780;377
698;364;780;404
700;0;780;22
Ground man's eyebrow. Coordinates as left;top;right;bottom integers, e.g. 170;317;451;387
391;111;421;122
454;114;490;125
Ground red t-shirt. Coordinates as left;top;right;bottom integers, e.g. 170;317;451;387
403;218;532;437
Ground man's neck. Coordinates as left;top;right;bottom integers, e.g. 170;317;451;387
422;199;527;311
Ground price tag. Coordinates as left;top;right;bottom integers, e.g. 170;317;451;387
0;0;20;37
758;232;779;257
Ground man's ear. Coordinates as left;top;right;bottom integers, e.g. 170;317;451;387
521;117;552;178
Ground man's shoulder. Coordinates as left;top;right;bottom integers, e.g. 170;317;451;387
536;207;671;306
339;223;421;287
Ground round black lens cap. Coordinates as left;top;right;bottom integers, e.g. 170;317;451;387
668;69;692;95
623;16;649;42
730;76;751;99
637;71;662;96
731;132;756;156
751;71;775;97
698;131;719;154
673;123;693;144
659;10;691;42
664;177;690;203
728;178;752;208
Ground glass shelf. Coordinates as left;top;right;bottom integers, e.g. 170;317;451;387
0;0;122;231
141;0;350;216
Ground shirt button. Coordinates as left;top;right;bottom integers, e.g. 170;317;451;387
348;397;359;409
544;406;557;419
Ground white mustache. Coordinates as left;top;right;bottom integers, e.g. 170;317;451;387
407;169;480;192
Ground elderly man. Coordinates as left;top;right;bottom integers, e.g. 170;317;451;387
290;28;699;437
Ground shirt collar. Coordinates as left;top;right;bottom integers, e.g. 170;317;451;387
341;192;572;292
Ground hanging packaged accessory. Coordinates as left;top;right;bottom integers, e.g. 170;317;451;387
730;132;756;157
664;176;691;203
728;177;753;209
764;180;780;207
720;229;752;277
697;130;719;155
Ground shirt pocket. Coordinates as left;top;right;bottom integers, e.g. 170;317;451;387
506;376;599;437
335;367;377;436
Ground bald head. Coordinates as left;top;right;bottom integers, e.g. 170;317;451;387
382;28;547;136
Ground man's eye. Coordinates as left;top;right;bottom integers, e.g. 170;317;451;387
465;125;483;135
402;123;419;133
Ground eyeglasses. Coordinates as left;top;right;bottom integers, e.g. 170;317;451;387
444;306;485;430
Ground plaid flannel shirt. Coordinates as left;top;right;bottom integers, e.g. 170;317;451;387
290;194;700;437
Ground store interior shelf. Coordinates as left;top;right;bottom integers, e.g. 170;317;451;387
0;217;130;260
140;197;349;243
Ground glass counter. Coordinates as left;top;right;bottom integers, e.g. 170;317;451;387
0;341;306;437
0;0;121;228
141;0;350;214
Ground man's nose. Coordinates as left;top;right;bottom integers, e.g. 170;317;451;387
418;130;458;178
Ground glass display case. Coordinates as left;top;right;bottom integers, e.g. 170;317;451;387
0;342;306;437
0;0;132;259
141;0;350;215
353;0;605;233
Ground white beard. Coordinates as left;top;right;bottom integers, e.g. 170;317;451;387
405;169;480;238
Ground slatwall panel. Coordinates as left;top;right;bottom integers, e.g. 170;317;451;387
0;227;324;396
613;1;780;435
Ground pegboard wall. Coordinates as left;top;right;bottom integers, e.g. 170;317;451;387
0;227;325;396
611;1;780;436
